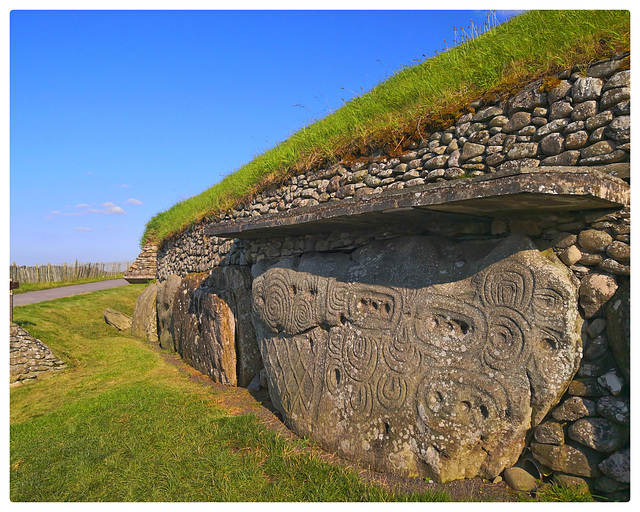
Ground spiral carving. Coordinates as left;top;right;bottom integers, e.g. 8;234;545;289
325;280;348;326
483;307;530;371
254;268;322;334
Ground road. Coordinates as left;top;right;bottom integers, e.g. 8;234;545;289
13;279;131;306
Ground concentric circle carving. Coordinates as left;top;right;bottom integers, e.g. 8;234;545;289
479;262;534;310
342;331;378;382
483;307;530;371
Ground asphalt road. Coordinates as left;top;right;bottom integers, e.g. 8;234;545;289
12;279;131;306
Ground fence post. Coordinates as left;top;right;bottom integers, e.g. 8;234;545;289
10;279;19;324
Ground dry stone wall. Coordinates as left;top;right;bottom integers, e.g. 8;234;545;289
142;52;630;498
10;324;67;386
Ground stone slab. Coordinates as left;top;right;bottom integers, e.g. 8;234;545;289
251;234;582;483
206;167;629;238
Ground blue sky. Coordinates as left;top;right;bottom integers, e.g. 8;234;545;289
9;7;522;266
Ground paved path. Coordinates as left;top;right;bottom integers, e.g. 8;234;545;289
13;279;131;306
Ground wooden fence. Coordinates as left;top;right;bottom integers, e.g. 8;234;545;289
9;261;133;283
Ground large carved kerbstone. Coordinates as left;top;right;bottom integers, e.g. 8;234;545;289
251;234;582;483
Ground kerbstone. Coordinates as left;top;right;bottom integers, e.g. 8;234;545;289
251;234;581;483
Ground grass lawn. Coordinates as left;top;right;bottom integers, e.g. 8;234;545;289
10;285;449;502
12;274;126;294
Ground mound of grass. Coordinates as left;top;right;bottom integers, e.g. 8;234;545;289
142;10;629;246
11;287;450;502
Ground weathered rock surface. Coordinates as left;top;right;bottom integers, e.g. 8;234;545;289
530;442;604;478
104;308;133;331
251;234;582;483
171;267;261;387
156;274;182;351
598;448;630;483
605;281;629;382
567;418;629;453
131;282;158;342
579;273;618;319
200;266;262;387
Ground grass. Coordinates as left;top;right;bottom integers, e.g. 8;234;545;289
141;10;630;246
12;274;125;294
519;482;595;502
10;286;450;502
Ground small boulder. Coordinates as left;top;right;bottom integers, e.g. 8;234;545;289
504;467;538;492
579;273;618;318
104;308;132;331
598;448;630;483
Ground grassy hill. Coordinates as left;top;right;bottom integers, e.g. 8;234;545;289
142;10;630;246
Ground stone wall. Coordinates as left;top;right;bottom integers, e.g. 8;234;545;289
124;241;159;283
10;324;67;386
157;52;629;278
138;52;630;499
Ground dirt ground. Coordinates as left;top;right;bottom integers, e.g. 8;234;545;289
155;343;528;502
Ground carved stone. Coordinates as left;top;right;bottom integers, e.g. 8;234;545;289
251;234;582;483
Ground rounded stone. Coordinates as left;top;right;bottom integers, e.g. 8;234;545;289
598;448;630;483
596;396;630;426
571;77;603;102
534;421;564;445
568;418;629;453
502;111;531;133
579;273;618;318
565;131;589;149
605;241;630;262
578;229;613;252
571;101;597;121
540;133;565;156
504;467;538;492
553;474;591;495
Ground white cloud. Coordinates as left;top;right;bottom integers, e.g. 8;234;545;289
99;202;126;214
127;198;143;205
119;184;130;188
50;210;82;217
75;227;92;231
105;205;126;215
76;203;90;208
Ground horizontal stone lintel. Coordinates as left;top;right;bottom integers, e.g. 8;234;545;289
124;276;156;284
205;166;630;239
